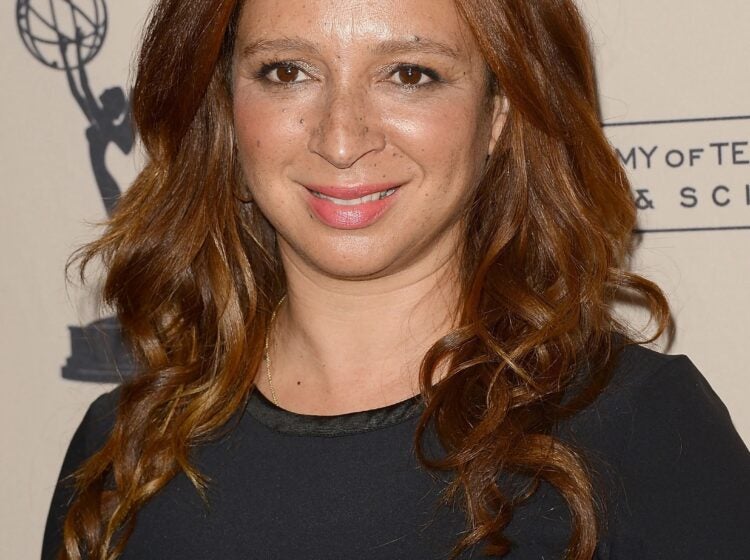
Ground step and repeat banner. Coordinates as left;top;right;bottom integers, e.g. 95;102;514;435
1;1;747;558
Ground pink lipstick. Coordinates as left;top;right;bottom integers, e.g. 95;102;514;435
304;183;401;229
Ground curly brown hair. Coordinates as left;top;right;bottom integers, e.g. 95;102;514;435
60;1;670;559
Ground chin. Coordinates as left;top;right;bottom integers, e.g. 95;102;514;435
290;235;403;280
310;252;397;280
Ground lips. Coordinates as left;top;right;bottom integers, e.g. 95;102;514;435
303;183;402;230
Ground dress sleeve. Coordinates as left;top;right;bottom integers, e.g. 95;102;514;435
41;387;121;560
605;355;750;559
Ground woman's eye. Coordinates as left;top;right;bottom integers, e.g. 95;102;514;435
389;65;437;87
262;63;308;84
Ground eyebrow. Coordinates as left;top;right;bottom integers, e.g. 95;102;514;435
239;36;462;60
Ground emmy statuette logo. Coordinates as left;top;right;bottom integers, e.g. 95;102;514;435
17;0;136;382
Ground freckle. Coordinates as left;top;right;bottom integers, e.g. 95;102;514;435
256;140;261;147
382;174;386;178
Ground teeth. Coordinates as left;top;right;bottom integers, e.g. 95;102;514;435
313;187;397;205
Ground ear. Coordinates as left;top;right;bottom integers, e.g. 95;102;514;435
487;95;509;156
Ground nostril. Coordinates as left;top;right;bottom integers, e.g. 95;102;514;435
306;99;387;169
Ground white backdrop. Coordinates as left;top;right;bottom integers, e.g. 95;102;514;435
1;1;747;558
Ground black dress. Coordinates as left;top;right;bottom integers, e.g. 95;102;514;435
42;343;750;559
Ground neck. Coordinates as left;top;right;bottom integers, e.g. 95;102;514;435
261;242;462;415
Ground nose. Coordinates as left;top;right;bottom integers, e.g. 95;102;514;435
307;85;386;169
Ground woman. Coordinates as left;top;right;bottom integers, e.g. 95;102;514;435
42;0;750;559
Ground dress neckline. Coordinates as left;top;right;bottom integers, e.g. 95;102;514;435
247;388;425;437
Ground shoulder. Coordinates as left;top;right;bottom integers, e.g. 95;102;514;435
610;342;716;399
41;385;123;559
612;343;735;428
76;384;123;456
601;342;748;472
597;341;708;405
559;343;750;557
560;342;745;461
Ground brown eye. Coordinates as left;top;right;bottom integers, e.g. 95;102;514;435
397;66;423;85
274;65;300;83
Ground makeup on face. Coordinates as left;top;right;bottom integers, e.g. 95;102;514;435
304;183;402;229
231;0;504;279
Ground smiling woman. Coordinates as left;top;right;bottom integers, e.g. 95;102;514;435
231;0;502;275
41;0;750;559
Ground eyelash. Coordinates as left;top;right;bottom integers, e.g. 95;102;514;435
254;60;443;90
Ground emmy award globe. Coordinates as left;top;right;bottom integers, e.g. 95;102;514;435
16;0;108;70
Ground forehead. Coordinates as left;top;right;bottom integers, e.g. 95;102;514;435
235;0;482;62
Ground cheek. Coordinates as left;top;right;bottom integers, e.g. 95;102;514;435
233;95;305;178
383;96;488;182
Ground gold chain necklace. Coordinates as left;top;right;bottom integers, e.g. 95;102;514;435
264;293;287;406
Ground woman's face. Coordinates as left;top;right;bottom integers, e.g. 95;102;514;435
232;0;505;281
